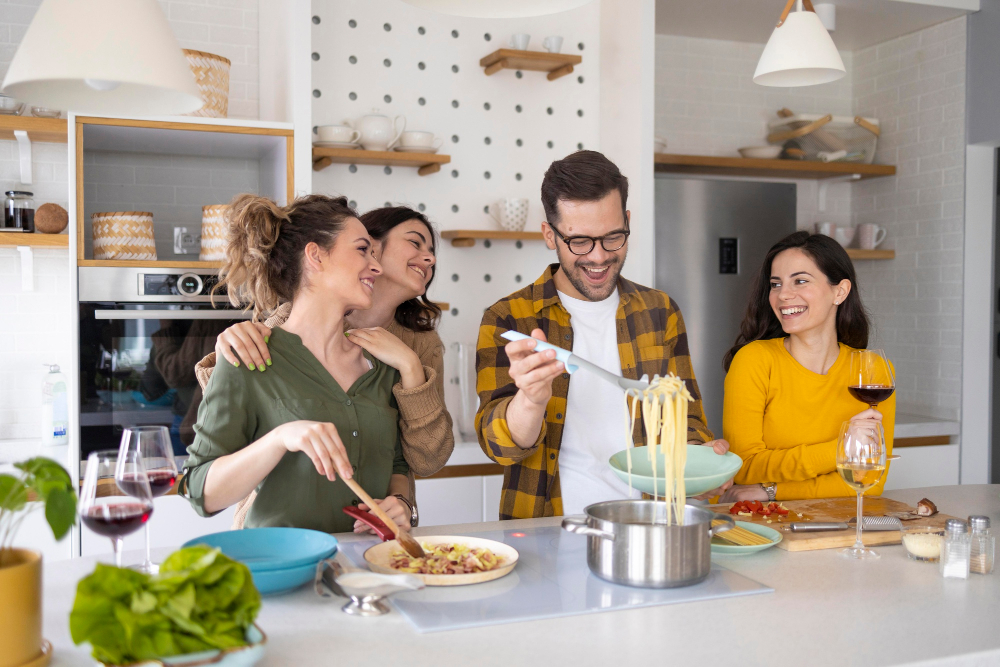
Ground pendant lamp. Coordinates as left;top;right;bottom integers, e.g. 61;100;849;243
1;0;202;116
753;0;846;87
397;0;594;18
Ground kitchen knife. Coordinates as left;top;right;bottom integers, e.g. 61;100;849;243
789;516;903;532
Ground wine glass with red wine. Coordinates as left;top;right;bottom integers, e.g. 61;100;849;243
79;449;154;568
118;426;177;574
848;349;895;408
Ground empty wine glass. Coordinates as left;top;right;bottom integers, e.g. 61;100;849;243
836;420;888;560
79;449;154;568
119;426;177;574
848;349;895;409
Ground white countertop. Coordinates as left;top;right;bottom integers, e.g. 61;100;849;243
895;413;961;440
39;484;1000;667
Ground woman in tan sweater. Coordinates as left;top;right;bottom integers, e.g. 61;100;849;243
196;206;454;529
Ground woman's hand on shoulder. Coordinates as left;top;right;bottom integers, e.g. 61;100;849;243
354;497;411;533
272;420;352;481
346;327;425;388
216;321;272;371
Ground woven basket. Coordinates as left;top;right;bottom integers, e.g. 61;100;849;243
92;212;157;261
183;49;231;118
200;205;228;261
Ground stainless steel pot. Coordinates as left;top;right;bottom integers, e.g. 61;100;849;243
562;500;735;588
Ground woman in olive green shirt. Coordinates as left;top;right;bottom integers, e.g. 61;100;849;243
183;194;412;534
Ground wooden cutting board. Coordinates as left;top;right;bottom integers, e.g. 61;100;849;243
707;497;957;552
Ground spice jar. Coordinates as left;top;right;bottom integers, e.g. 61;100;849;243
968;515;994;575
940;518;971;579
3;190;35;233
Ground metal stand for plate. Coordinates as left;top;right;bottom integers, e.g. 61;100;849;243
315;558;393;617
340;594;391;616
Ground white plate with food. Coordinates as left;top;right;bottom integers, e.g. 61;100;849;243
362;535;519;587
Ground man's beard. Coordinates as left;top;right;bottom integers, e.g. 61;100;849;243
560;253;625;301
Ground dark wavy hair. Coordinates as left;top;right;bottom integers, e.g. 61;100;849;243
360;206;441;332
723;231;870;371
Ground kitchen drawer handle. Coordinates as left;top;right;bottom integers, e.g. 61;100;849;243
93;310;252;320
561;516;614;541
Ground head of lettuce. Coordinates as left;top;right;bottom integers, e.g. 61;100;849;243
70;545;261;665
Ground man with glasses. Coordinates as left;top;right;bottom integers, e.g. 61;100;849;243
476;151;732;519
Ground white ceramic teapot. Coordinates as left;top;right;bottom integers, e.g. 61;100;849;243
346;110;406;152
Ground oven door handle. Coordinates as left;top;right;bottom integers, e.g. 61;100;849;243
93;310;252;320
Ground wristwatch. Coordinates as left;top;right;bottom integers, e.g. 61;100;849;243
760;483;777;503
393;494;419;527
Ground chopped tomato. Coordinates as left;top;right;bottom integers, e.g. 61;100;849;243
757;508;772;516
750;501;764;512
774;507;789;516
729;504;743;514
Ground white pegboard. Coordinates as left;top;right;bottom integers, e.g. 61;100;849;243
310;0;600;425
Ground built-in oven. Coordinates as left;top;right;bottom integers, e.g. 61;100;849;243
78;267;248;461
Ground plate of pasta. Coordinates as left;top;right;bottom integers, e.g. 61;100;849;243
362;535;519;587
608;445;743;497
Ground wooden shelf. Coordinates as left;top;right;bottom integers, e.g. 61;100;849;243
441;230;545;247
0;232;68;247
78;259;223;269
312;147;450;175
846;249;895;260
0;115;68;143
653;153;896;180
480;49;582;81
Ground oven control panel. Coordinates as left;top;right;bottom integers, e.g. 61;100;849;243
141;272;222;298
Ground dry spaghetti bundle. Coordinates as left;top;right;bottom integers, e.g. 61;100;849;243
625;374;693;525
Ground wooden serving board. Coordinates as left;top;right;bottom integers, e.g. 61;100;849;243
707;497;957;552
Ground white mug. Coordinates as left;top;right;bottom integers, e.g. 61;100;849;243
815;222;836;237
509;33;531;51
489;198;529;232
542;36;563;53
834;226;855;247
859;223;887;249
316;124;359;144
398;131;443;150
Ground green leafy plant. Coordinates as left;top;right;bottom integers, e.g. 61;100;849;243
0;456;76;566
70;545;262;665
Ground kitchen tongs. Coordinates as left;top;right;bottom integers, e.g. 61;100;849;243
500;330;652;392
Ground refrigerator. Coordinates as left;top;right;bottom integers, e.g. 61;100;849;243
654;177;797;438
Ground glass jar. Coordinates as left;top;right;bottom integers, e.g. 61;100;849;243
3;190;35;233
940;518;971;579
969;515;994;575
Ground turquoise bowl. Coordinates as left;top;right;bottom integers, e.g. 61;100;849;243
711;521;782;556
183;527;337;572
248;561;318;596
608;445;743;496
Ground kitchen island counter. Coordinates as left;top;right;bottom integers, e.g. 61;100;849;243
42;485;1000;666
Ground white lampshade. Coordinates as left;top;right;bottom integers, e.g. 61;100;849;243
1;0;202;115
397;0;593;18
753;6;846;87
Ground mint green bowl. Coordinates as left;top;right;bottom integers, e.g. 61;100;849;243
711;521;782;556
608;445;743;496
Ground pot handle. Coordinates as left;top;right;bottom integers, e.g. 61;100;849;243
709;513;736;537
561;515;614;541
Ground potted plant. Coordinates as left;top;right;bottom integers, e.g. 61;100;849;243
0;457;76;667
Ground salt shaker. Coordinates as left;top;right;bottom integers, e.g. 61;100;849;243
968;515;994;575
940;518;971;579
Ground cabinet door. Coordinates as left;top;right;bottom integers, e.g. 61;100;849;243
414;477;484;527
883;445;960;490
15;510;73;562
81;495;236;557
483;475;502;522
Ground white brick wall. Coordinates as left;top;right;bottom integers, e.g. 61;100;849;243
851;16;966;421
654;34;854;229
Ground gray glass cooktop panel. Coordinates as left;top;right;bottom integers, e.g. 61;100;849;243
338;525;772;633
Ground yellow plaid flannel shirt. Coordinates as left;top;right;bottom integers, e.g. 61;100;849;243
475;264;714;520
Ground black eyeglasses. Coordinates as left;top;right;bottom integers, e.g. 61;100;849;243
549;224;630;256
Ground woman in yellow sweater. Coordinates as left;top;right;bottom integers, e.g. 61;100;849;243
720;231;894;502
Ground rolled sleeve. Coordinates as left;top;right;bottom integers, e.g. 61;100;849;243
478;395;546;465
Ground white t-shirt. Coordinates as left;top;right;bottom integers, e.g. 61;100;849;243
556;289;640;516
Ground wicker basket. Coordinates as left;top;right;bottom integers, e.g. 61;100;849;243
200;205;228;261
92;212;157;261
183;49;231;118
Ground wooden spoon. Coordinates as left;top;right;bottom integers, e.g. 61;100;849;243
342;476;426;559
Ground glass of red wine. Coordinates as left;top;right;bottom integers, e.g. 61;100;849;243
79;449;154;568
118;426;177;574
848;349;895;409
